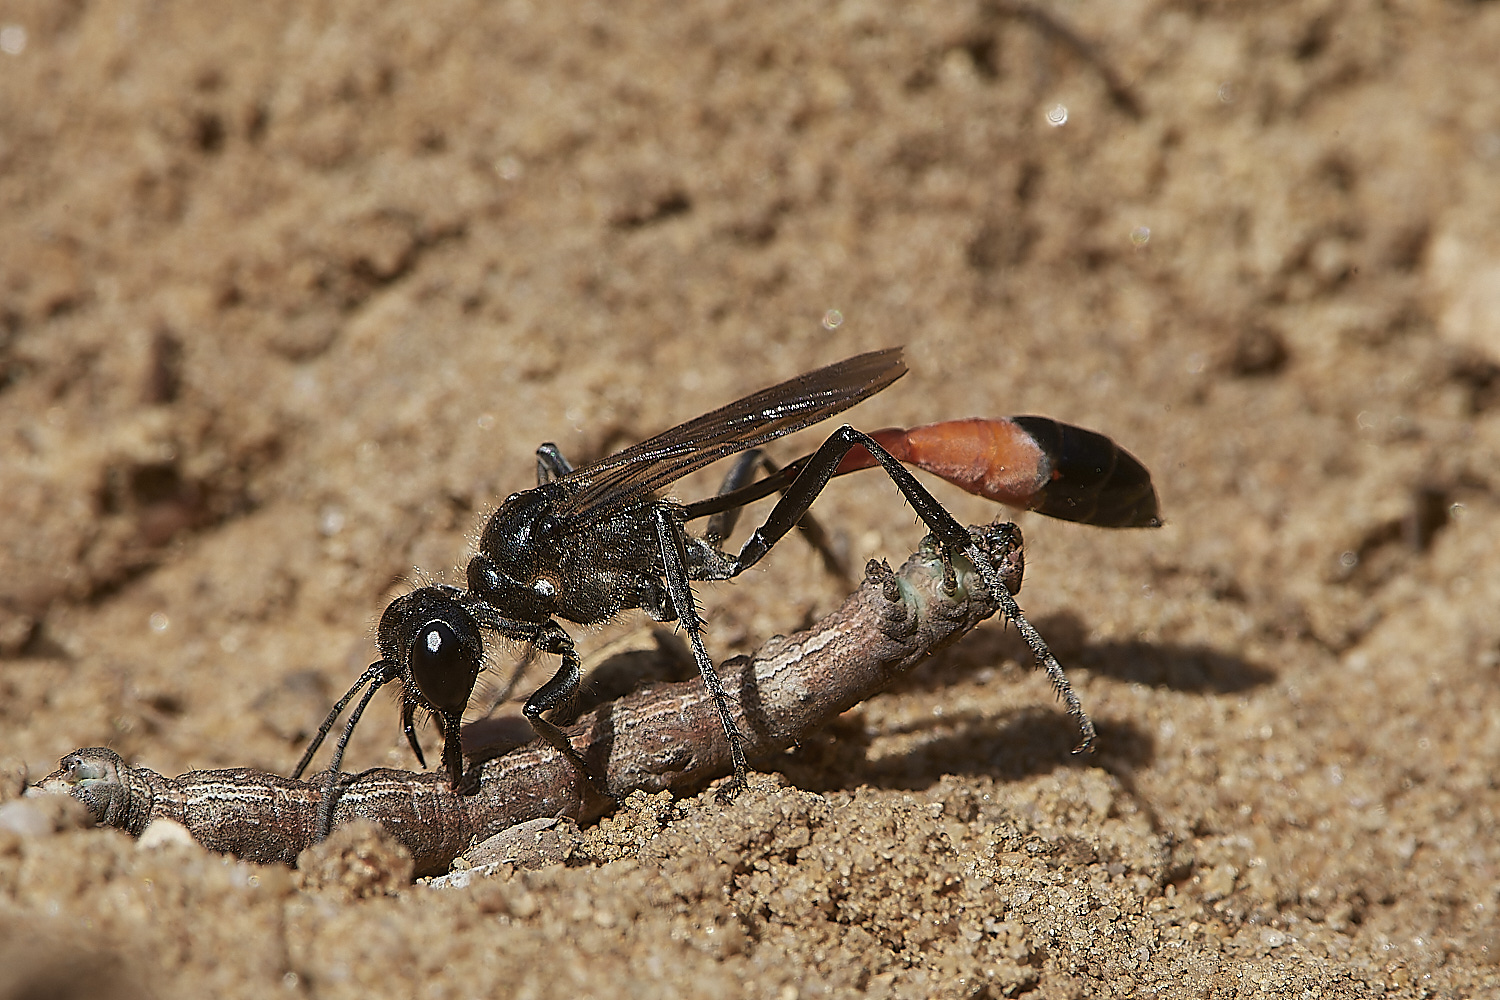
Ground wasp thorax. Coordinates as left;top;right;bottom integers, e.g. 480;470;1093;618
466;552;556;621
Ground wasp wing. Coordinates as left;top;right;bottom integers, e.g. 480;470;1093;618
550;347;907;522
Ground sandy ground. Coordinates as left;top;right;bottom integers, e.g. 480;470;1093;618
2;1;1499;997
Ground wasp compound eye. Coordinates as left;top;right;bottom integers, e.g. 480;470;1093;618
407;616;483;716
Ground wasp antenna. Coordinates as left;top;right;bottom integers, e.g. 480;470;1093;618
316;667;397;838
291;659;392;780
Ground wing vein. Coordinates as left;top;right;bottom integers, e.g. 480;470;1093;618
551;347;907;521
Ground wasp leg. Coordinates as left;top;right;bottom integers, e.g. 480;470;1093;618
475;643;539;720
653;505;749;801
535;443;574;485
702;448;762;544
521;622;611;797
702;449;846;578
723;425;1095;753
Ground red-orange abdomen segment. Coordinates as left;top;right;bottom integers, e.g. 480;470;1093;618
836;418;1161;528
839;419;1052;509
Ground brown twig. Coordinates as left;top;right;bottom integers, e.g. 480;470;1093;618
38;523;1040;877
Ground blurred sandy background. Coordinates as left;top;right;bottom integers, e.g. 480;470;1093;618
2;1;1499;996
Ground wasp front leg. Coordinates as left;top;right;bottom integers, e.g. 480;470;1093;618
522;621;611;795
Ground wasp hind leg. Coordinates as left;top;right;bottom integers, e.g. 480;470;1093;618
702;449;848;579
724;425;1096;754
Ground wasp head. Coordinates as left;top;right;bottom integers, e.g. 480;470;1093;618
378;587;484;787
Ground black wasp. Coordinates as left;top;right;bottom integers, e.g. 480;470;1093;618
294;347;1160;833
